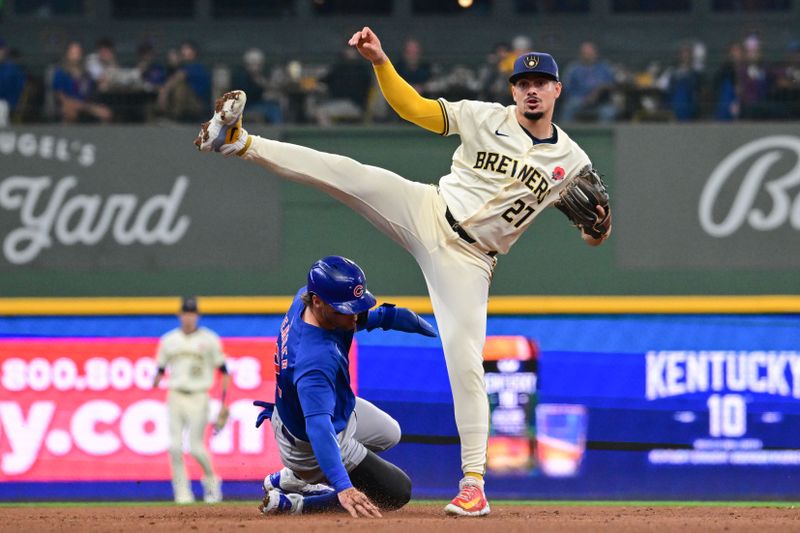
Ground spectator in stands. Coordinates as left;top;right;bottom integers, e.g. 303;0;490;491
158;40;211;122
232;48;284;124
771;40;800;119
659;43;704;121
498;35;532;81
314;45;372;126
165;47;181;77
394;38;433;94
737;33;775;119
85;37;118;92
713;42;743;120
561;41;618;123
127;42;167;123
52;40;112;123
477;41;512;104
0;37;25;123
136;41;167;91
425;64;481;102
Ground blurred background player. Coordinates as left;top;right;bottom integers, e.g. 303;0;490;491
152;296;230;504
254;256;436;517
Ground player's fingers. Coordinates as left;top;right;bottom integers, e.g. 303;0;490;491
348;31;362;46
355;495;382;518
364;502;382;518
342;501;359;518
355;501;380;518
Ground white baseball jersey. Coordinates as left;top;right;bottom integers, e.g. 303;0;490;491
439;99;591;254
156;327;226;392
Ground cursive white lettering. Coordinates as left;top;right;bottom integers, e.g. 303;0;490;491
699;135;800;237
0;175;192;264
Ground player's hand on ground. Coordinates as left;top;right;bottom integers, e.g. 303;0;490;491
348;26;388;65
337;487;382;518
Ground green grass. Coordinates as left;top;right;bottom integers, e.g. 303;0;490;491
1;500;798;508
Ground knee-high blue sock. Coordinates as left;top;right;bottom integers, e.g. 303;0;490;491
302;490;342;513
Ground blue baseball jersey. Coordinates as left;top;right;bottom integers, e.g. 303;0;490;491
274;286;356;442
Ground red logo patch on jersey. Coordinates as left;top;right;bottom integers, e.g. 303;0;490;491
553;167;565;181
353;284;364;297
282;359;288;369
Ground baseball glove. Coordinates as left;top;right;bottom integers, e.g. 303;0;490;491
554;166;611;239
213;404;230;434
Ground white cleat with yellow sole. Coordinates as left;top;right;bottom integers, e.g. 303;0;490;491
194;90;251;156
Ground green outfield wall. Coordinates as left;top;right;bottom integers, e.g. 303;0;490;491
1;124;798;298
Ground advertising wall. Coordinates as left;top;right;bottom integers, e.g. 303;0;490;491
0;338;283;482
2;312;799;501
4;124;799;297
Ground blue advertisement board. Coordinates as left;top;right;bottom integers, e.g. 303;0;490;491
2;313;800;500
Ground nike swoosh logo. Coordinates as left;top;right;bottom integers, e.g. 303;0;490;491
494;129;509;137
460;496;484;510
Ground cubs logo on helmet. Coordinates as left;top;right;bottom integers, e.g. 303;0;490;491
307;256;376;314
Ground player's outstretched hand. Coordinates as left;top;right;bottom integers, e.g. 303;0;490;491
348;26;388;65
391;307;437;337
338;487;382;518
253;400;274;428
366;303;437;337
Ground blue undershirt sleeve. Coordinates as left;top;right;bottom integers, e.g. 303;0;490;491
297;372;353;493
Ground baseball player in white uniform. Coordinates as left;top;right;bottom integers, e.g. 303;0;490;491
195;26;611;516
153;296;230;504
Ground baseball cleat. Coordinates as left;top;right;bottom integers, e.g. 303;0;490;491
194;90;251;156
444;477;490;517
174;492;195;504
202;476;223;503
263;467;334;496
260;489;304;515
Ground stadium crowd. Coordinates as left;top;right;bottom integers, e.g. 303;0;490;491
1;31;799;126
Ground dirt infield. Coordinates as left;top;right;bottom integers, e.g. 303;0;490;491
3;502;798;533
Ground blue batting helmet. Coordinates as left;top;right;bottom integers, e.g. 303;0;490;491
307;256;376;314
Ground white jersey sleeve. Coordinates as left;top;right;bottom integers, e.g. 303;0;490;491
439;98;506;138
437;99;591;255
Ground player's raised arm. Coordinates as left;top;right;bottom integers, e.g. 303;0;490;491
349;26;446;134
